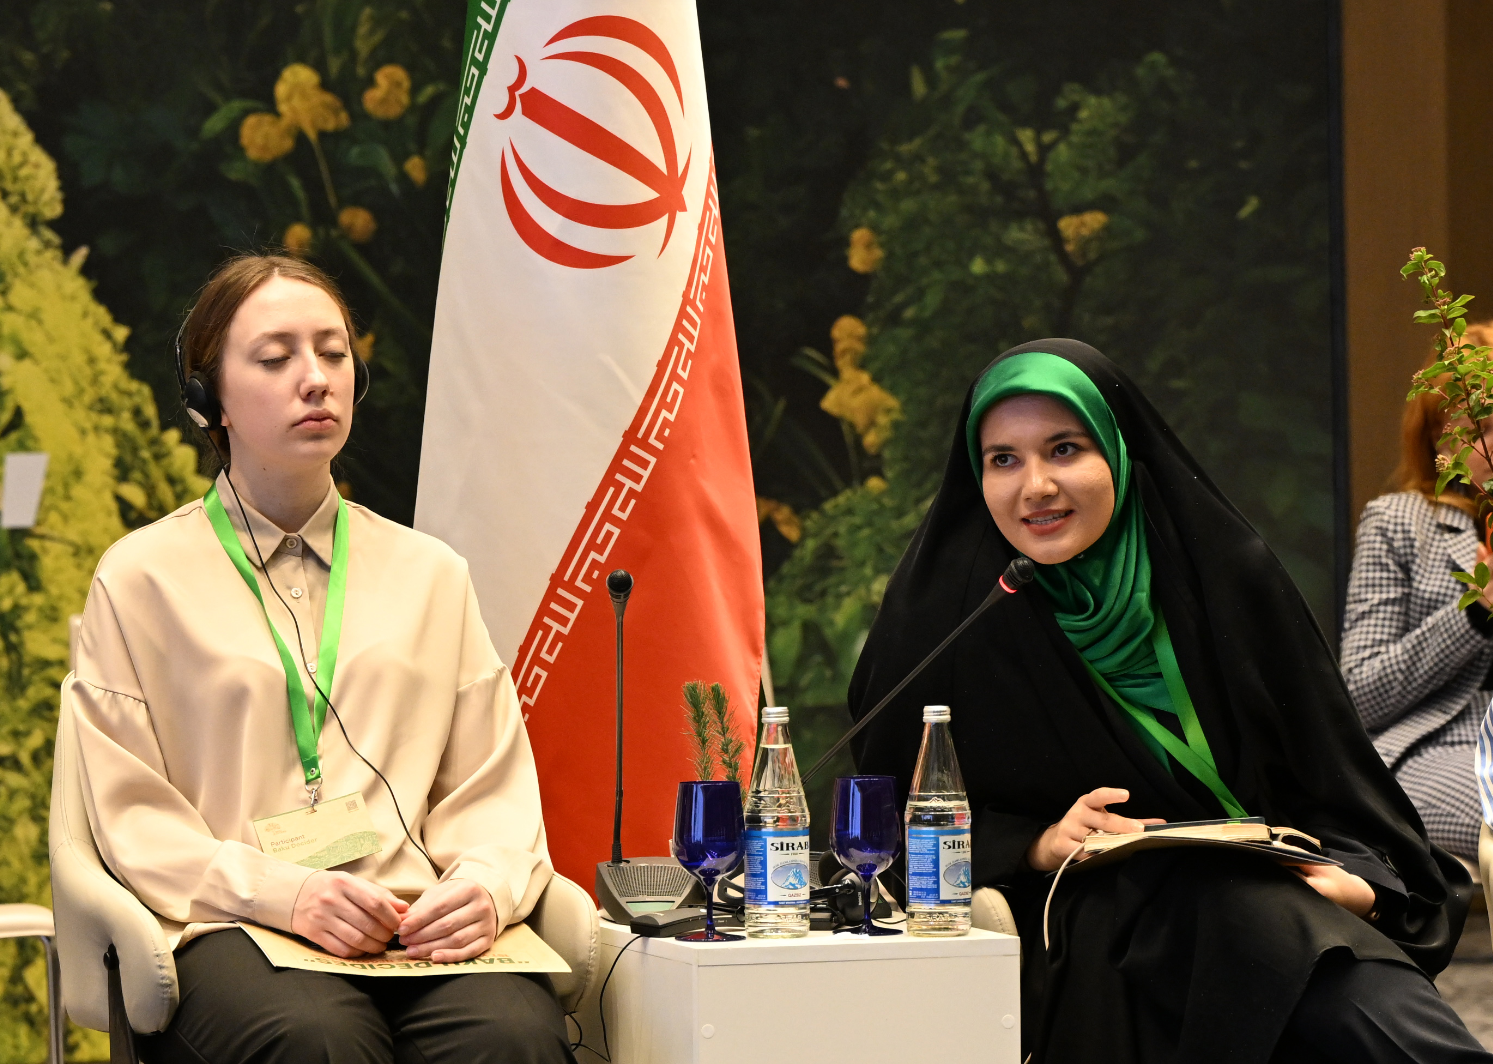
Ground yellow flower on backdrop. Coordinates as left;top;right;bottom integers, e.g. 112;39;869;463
240;113;296;164
847;226;884;274
282;222;313;256
364;64;412;121
339;206;377;244
756;498;803;543
821;368;901;455
403;154;428;188
239;64;348;165
1057;210;1109;266
830;315;868;371
276;63;350;139
817;316;900;454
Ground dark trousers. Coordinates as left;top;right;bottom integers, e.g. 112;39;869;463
138;929;576;1064
1273;951;1492;1063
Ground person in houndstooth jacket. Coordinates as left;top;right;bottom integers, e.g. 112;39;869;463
1341;346;1493;862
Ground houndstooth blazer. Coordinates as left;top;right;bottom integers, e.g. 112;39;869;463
1341;491;1493;768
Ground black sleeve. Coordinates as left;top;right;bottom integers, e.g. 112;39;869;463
972;806;1050;889
1321;833;1415;929
1322;834;1408;902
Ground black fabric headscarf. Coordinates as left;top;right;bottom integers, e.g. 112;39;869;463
848;339;1469;1064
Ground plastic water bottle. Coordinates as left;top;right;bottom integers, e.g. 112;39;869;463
905;705;972;936
743;706;811;937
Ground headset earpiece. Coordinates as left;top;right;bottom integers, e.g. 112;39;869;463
182;371;221;430
175;321;222;431
353;353;370;406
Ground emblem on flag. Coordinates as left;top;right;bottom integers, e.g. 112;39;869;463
495;16;691;269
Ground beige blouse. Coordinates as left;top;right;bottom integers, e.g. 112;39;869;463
67;472;551;948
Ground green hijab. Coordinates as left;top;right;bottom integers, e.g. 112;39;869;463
966;352;1245;816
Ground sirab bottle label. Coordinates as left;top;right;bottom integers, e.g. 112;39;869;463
743;829;811;905
907;827;973;904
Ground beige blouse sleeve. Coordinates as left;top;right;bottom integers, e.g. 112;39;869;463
423;579;553;931
68;577;314;932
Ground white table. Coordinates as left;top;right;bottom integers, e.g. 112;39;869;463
571;918;1021;1063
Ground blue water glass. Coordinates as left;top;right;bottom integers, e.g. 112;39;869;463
831;775;903;936
670;780;745;942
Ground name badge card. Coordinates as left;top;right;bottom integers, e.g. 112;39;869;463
253;792;382;869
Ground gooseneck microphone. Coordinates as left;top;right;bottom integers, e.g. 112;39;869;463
594;570;706;922
801;556;1037;785
606;569;633;866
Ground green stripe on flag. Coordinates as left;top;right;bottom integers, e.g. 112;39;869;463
446;0;512;231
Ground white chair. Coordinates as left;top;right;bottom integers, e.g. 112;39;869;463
0;903;63;1062
49;692;600;1058
971;886;1018;937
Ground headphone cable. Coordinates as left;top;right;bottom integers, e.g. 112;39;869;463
206;437;436;873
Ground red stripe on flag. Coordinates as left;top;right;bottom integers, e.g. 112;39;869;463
511;145;671;231
545;16;685;109
499;148;631;269
513;160;763;892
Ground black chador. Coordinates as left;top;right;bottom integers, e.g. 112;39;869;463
849;339;1477;1063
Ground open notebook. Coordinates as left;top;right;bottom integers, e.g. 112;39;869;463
1041;817;1343;951
1075;817;1341;871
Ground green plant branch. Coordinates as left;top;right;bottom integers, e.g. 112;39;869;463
309;135;340;211
682;681;717;780
839;420;863;483
707;682;745;787
1404;246;1493;606
330;233;431;339
1015;130;1090;335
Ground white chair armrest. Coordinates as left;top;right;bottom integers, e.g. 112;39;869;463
526;873;599;1013
49;826;177;1033
0;903;54;939
49;691;178;1034
972;886;1018;937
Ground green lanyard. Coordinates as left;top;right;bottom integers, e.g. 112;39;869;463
203;484;349;792
1082;613;1248;819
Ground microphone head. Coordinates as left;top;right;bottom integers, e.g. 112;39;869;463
607;569;634;607
1003;556;1036;588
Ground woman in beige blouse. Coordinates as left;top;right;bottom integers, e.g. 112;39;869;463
67;254;573;1063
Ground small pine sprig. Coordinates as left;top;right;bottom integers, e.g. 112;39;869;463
707;683;745;787
1404;247;1493;607
682;681;718;781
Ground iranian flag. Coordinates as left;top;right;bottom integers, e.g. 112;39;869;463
415;1;763;889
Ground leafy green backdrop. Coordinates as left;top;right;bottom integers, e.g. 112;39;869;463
0;1;1334;1054
0;88;205;1060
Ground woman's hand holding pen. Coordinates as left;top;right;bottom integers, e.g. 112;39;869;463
1026;787;1167;872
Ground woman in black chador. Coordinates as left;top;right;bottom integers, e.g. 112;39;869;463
849;339;1486;1063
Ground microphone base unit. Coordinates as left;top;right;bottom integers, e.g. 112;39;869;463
629;907;708;937
596;856;705;924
